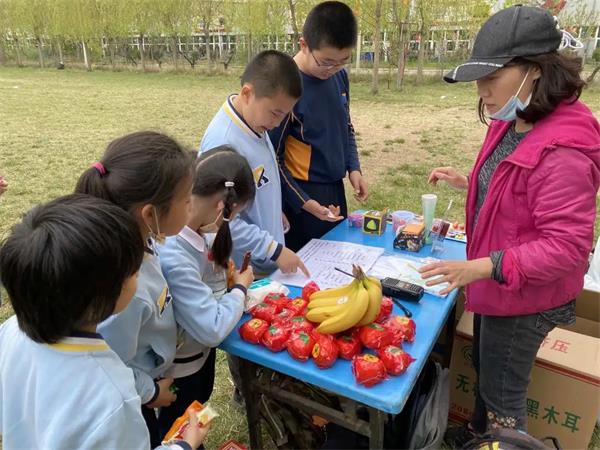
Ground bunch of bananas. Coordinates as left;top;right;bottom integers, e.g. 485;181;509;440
306;265;382;334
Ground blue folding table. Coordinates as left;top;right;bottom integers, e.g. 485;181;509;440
220;221;466;448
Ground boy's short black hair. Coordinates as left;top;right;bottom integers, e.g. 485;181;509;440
241;50;302;99
303;1;358;50
0;194;144;343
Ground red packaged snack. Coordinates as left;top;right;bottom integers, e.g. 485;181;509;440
384;316;417;344
287;331;316;361
375;296;394;323
239;318;269;344
288;315;314;333
218;439;247;450
302;281;320;301
163;400;217;444
377;346;416;375
287;297;309;316
261;323;290;352
250;302;279;323
272;308;295;327
351;354;387;387
264;293;291;310
359;323;395;350
312;335;339;369
335;333;362;360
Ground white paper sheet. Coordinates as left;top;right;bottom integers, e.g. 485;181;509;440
367;254;450;297
270;239;384;289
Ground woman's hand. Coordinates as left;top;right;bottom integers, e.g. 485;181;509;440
427;167;469;190
419;257;493;296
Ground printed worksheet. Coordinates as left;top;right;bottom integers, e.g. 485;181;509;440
270;239;384;289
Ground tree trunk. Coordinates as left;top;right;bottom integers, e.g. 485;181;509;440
15;38;23;67
397;29;408;90
139;33;146;71
57;39;64;65
171;36;179;69
0;41;6;66
371;0;383;95
204;28;211;66
586;64;600;84
355;30;362;71
288;0;300;52
417;26;427;84
247;33;253;63
82;40;91;71
37;36;45;68
109;38;116;69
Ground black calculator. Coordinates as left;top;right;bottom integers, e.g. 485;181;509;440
381;278;424;302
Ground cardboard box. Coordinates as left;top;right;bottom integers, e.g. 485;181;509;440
448;289;600;450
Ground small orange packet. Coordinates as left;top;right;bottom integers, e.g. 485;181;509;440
162;400;218;444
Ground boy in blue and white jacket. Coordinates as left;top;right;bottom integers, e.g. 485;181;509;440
200;50;309;278
0;195;207;450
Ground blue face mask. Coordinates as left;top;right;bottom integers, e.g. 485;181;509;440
490;68;532;122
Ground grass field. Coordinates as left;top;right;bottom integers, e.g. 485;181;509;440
1;67;599;449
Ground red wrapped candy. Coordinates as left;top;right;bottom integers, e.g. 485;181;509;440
239;318;269;344
287;331;316;361
288;315;314;333
375;296;394;323
335;333;362;360
264;293;291;310
250;302;279;323
311;335;339;369
271;308;295;327
377;346;416;375
261;323;290;352
384;316;417;344
302;281;320;302
287;297;308;316
359;323;395;350
351;354;387;387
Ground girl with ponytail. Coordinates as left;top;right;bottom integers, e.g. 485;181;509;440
157;146;256;433
75;131;194;446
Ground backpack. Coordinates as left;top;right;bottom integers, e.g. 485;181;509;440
462;428;562;450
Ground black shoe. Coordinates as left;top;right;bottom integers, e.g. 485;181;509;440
444;424;477;449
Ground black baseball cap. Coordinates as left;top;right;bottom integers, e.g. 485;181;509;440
444;5;562;83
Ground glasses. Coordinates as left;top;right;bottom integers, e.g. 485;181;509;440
310;52;349;70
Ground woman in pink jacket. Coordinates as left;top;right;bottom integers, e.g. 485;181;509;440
421;5;600;446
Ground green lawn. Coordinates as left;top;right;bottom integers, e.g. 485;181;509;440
0;67;599;449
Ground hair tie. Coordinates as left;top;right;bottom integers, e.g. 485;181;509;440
223;217;231;222
92;162;107;176
225;181;235;188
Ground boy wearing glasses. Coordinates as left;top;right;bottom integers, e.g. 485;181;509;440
269;1;368;251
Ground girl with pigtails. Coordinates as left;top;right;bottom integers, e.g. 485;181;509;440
157;146;256;435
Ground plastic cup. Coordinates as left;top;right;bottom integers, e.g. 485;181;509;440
422;194;438;244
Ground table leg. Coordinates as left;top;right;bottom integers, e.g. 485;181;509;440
444;302;457;367
369;407;386;449
239;358;263;449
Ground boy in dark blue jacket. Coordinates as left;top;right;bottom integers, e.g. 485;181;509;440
269;1;368;251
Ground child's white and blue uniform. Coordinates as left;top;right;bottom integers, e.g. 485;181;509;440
157;227;246;434
200;95;284;275
98;243;177;405
159;227;246;379
0;316;190;450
